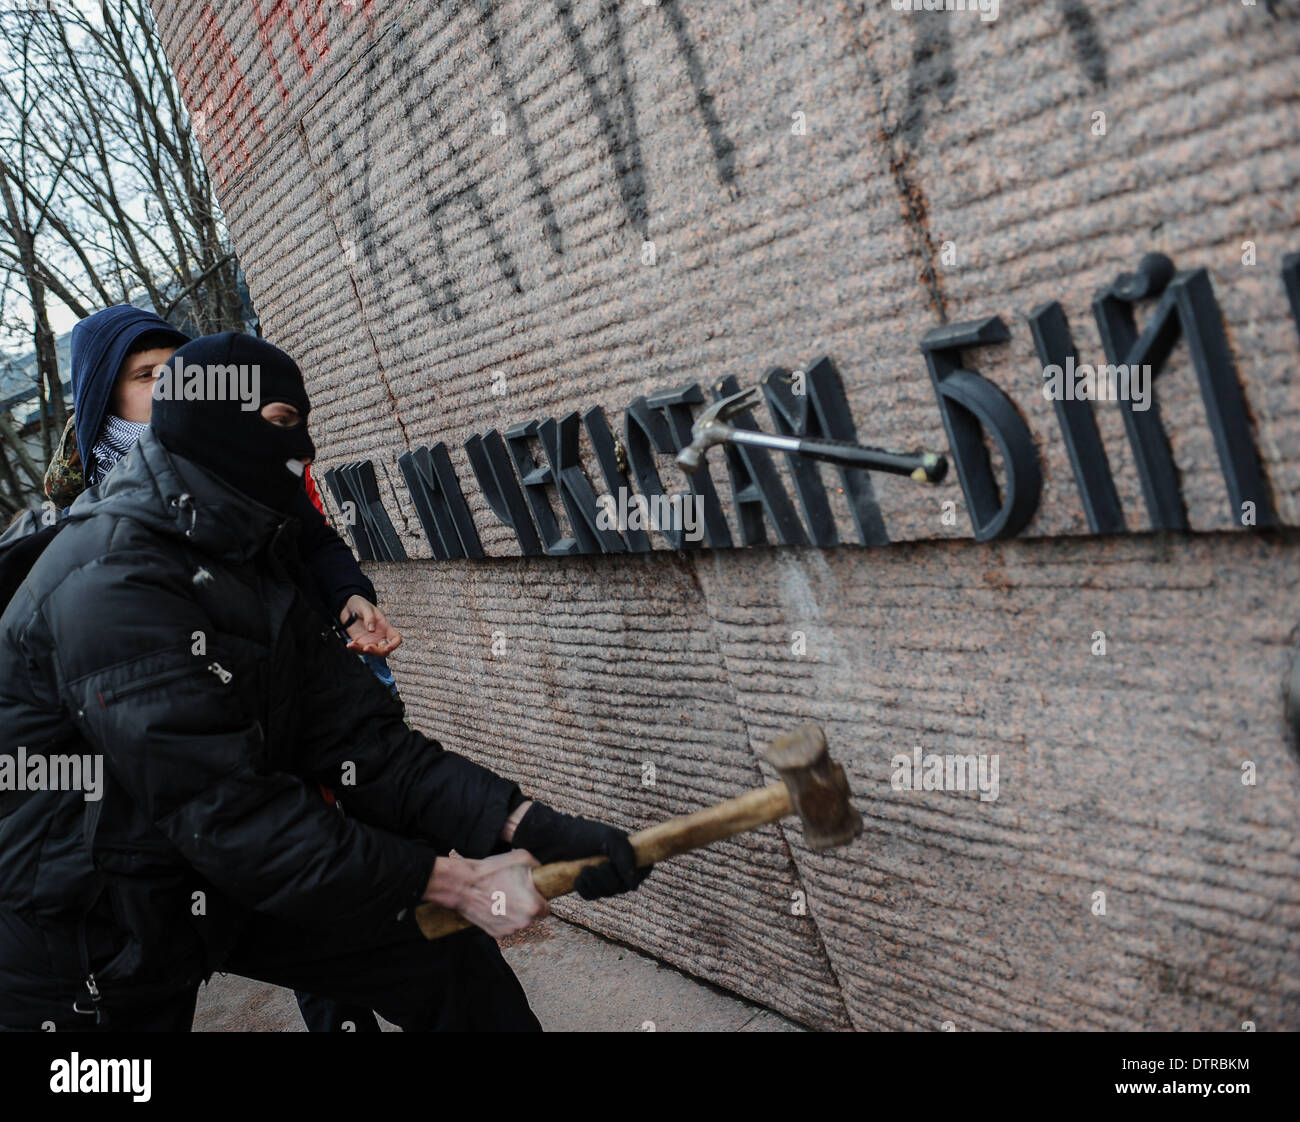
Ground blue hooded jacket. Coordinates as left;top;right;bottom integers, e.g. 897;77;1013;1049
64;310;378;620
69;304;190;478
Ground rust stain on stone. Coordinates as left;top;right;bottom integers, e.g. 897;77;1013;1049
842;2;950;326
885;140;949;324
981;568;1015;593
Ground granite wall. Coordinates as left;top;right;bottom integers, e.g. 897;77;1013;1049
149;0;1300;1029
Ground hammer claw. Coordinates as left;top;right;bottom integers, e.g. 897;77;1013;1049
677;383;764;473
705;384;762;424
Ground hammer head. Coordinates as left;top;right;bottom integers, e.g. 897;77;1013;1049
676;384;762;474
762;723;863;851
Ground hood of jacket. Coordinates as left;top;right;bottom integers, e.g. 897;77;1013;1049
69;305;189;477
66;427;292;566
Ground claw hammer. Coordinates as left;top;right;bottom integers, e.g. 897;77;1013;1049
675;384;947;483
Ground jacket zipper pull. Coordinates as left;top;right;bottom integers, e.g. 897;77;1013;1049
207;662;233;684
73;972;103;1024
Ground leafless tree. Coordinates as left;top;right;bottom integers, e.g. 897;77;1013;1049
0;0;246;514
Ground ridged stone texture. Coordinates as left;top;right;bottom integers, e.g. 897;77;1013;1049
149;0;1300;1029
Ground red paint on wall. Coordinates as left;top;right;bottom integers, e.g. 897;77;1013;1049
177;2;266;189
173;0;377;179
251;0;331;105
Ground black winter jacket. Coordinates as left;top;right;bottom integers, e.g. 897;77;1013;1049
287;484;377;619
0;431;519;1014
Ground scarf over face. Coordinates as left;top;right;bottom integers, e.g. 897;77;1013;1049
87;414;149;487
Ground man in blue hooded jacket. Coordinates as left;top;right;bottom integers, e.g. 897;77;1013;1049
44;305;399;664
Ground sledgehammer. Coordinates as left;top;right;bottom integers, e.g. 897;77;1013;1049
415;722;862;940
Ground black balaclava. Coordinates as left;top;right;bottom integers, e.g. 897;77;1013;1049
151;332;316;514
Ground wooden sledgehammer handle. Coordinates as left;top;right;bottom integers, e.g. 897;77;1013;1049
415;782;793;940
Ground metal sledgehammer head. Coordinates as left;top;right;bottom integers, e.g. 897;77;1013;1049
762;723;864;851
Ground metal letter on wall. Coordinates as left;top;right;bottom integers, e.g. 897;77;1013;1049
504;420;580;556
322;460;408;562
1028;301;1126;535
396;444;484;560
921;316;1042;542
624;384;732;550
583;406;651;552
1093;254;1277;530
709;374;809;548
539;412;628;554
464;429;543;556
759;357;888;547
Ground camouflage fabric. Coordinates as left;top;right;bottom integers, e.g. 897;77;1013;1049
43;414;84;509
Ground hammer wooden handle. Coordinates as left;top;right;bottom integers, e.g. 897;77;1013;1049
415;782;793;940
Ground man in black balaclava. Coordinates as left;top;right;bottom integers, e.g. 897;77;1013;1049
152;331;317;514
152;334;382;1033
0;331;651;1031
